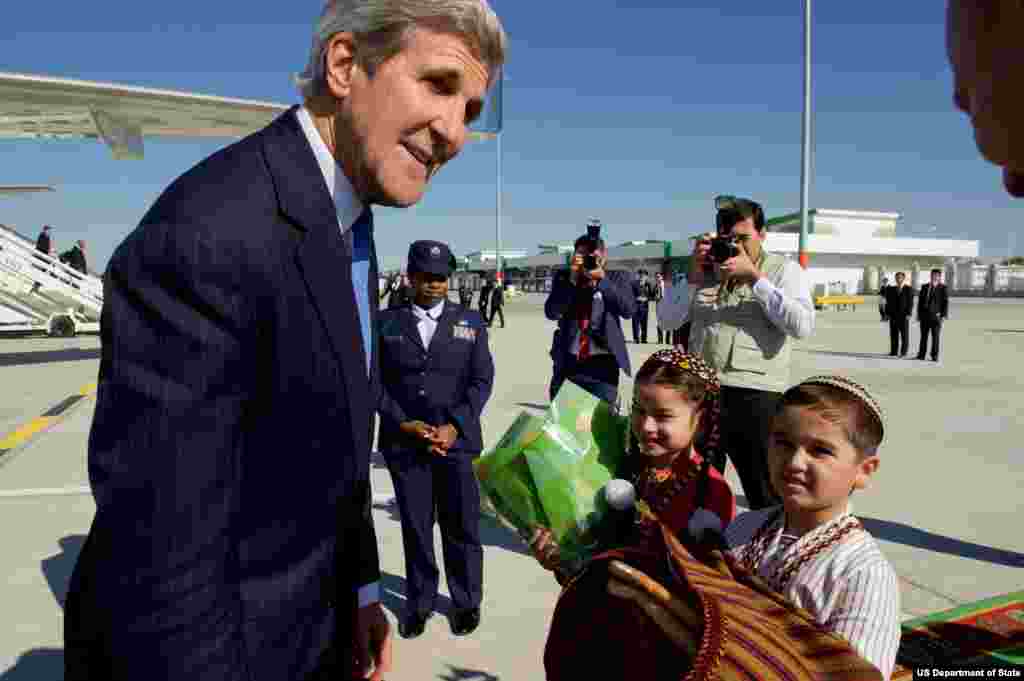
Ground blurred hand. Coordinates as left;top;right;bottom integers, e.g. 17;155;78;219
719;244;761;286
354;603;393;681
570;254;584;278
400;420;435;441
529;527;561;571
691;233;714;268
427;424;458;456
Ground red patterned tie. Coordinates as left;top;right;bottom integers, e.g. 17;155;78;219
576;292;593;360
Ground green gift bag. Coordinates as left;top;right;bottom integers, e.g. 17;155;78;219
474;382;631;563
473;412;550;535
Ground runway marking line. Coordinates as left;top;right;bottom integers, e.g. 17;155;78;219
0;381;97;462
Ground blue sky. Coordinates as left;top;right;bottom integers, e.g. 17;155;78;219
1;1;1021;271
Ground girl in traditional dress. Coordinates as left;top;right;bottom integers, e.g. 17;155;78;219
724;375;901;680
530;349;736;575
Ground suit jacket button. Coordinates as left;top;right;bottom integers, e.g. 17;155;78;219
419;389;426;395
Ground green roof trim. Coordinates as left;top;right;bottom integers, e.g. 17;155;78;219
764;210;818;228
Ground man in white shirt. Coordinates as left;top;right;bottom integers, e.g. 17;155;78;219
688;196;815;509
63;3;507;680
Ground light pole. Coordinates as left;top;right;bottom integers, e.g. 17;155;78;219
798;0;812;270
496;128;503;284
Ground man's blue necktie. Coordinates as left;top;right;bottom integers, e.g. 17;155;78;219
351;207;373;376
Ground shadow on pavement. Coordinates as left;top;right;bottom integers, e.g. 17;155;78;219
0;348;101;367
438;665;500;681
41;535;85;608
0;648;64;681
795;348;903;360
372;497;528;557
379;571;453;618
859;517;1024;568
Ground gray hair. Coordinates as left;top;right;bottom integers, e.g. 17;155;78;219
294;0;507;101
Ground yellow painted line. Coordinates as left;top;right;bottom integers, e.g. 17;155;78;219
0;381;98;458
0;416;55;450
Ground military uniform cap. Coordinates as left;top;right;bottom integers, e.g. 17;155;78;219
408;240;456;276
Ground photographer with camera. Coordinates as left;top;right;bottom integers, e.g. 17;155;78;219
545;220;636;405
687;196;815;510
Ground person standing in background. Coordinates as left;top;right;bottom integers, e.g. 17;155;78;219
478;277;493;323
489;281;505;328
884;272;914;357
630;269;654;344
917;268;949;362
35;225;52;255
377;240;494;640
545;220;635;405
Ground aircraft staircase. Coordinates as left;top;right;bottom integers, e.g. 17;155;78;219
0;223;102;336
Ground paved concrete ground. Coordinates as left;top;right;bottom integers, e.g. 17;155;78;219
0;294;1022;679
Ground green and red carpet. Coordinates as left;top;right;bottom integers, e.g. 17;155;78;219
893;590;1024;678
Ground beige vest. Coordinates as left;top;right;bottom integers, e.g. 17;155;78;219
689;252;792;393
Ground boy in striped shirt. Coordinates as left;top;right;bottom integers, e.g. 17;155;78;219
724;375;901;680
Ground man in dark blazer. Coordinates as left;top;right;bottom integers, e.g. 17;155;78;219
884;271;915;357
630;269;654;343
917;268;950;361
478;277;493;321
376;240;494;640
63;3;507;680
545;221;636;405
35;225;52;255
489;281;505;328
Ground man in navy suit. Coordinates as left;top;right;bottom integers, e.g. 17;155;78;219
377;240;494;640
884;271;915;357
917;268;950;362
63;2;507;680
545;220;636;405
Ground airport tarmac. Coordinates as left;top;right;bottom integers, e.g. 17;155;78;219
0;293;1022;679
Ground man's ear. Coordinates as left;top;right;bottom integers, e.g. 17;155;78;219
323;32;359;100
852;455;880;491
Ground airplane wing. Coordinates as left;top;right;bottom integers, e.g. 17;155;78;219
0;71;493;160
0;71;291;159
0;185;55;195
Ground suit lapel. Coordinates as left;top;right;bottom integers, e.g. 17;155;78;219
402;307;426;351
261;107;369;446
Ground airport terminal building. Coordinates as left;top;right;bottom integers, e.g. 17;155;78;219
450;208;982;297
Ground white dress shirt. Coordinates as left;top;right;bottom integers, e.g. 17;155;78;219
751;259;816;340
412;299;445;347
296;106;380;609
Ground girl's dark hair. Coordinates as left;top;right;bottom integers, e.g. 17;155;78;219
777;383;883;457
634;362;708;404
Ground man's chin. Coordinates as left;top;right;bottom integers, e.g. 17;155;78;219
1004;167;1024;197
368;181;427;208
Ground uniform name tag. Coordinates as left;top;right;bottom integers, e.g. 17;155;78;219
453;326;477;341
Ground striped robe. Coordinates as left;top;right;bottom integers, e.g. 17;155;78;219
724;506;901;680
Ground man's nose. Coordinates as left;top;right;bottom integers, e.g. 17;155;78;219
430;106;465;158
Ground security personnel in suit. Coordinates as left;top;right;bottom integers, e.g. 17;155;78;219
884;271;915;357
917;268;949;361
630;269;654;343
489;282;505;328
545;220;636;405
377;240;495;641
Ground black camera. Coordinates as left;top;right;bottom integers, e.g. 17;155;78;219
583;254;599;270
709;235;741;263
